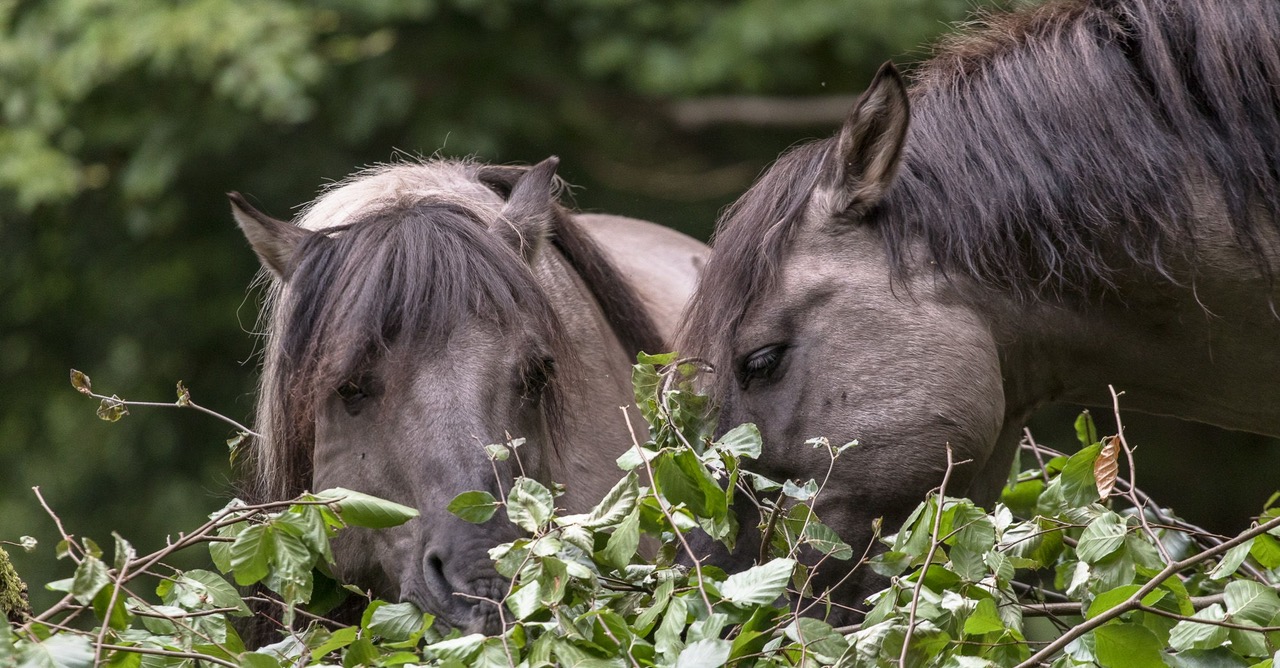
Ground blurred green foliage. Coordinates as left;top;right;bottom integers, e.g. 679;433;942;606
5;0;1277;612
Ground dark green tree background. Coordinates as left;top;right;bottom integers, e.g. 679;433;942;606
3;0;1276;605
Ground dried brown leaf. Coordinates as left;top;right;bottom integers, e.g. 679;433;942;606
1095;435;1120;499
70;369;92;395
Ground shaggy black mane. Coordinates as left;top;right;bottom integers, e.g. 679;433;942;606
252;190;663;502
683;0;1280;374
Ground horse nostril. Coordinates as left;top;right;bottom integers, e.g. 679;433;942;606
424;553;450;591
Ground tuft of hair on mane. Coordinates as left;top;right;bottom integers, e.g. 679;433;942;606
682;0;1280;390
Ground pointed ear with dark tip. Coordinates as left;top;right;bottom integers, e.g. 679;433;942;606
475;164;529;198
819;61;911;217
228;192;310;280
492;157;560;263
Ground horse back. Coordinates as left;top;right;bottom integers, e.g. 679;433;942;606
572;213;708;342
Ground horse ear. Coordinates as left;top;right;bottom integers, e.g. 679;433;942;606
229;192;309;280
822;61;910;216
493;156;560;262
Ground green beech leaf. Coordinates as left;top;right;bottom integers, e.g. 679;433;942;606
602;508;641;569
1075;411;1099;448
675;638;731;668
559;474;638;528
71;555;110;604
1224;580;1280;626
315;488;419;528
506;478;554;532
964;598;1006;635
713;423;762;460
425;633;486;662
1208;538;1255;580
1077;512;1128;564
447;491;500;524
1060;442;1103;507
1094;623;1166;668
229;524;273;586
1249;533;1280;569
654;448;726;519
720;558;795;606
368;601;425;641
1169;603;1230;651
27;634;94;668
803;522;853;560
183;569;251;616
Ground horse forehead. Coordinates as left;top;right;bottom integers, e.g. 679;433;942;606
296;162;504;231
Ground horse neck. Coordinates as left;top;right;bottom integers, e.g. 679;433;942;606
533;247;638;512
980;230;1280;439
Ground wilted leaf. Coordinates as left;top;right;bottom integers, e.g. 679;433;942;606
96;395;128;422
175;380;191;406
19;535;37;552
69;369;92;395
226;432;248;466
483;443;509;461
1094;435;1120;498
447;491;500;524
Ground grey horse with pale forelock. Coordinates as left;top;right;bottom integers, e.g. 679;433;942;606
232;157;706;634
681;0;1280;624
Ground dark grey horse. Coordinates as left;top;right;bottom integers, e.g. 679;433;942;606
232;157;706;633
682;0;1280;623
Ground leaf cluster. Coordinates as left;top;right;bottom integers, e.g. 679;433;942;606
6;370;1280;667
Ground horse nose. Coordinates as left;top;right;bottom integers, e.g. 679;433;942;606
421;551;505;634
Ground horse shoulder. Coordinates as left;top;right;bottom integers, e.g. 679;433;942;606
571;213;709;339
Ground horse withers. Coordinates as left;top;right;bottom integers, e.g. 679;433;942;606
232;157;707;633
682;0;1280;622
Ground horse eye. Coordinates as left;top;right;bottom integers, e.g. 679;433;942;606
740;344;787;387
337;381;371;415
523;357;556;398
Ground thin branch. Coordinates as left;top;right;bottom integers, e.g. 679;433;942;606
1108;386;1172;564
621;406;715;614
1016;511;1280;668
1135;604;1280;632
73;373;259;438
900;443;955;668
32;487;79;564
98;643;237;668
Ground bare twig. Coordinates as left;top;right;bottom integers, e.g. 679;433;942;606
900;443;956;668
1016;512;1280;668
621;406;715;614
